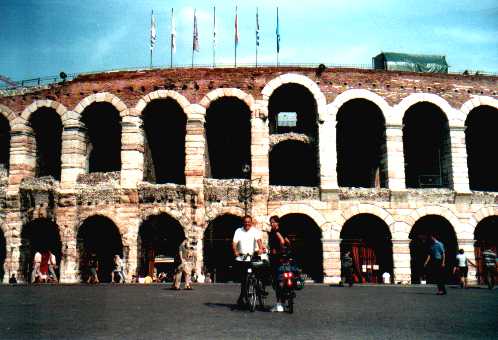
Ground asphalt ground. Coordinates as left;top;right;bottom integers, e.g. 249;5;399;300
0;283;497;340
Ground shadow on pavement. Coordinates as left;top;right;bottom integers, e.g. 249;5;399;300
204;302;270;312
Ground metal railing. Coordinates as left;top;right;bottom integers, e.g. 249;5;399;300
1;62;496;90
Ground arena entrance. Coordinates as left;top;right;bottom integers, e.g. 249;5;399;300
0;230;5;282
20;218;62;282
409;215;458;284
203;214;243;283
77;216;123;283
0;114;11;173
269;140;318;186
280;214;323;282
138;214;185;280
340;214;393;283
474;216;498;284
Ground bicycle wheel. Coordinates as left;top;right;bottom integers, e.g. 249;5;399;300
257;280;265;309
287;295;294;314
247;278;257;312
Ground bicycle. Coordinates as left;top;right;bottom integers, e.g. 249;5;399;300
240;253;268;312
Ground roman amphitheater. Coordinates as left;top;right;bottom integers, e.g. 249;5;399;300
0;67;496;284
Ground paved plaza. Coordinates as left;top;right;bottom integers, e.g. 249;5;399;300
0;283;497;339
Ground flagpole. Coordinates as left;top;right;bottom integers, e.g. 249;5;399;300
192;9;195;68
150;10;153;69
235;6;238;68
256;8;258;68
276;7;280;67
213;6;216;68
170;8;173;68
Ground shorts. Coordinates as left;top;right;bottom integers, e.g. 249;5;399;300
457;266;468;278
90;268;97;276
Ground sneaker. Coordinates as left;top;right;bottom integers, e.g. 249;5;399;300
270;303;284;312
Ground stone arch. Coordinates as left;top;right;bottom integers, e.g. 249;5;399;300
470;206;498;230
328;89;391;123
339;204;395;231
0;104;17;126
205;207;245;226
140;207;190;232
73;92;128;118
134;90;191;115
74;213;124;237
269;204;327;229
200;88;255;115
406;206;460;231
20;100;68;125
261;73;327;121
395;93;458;126
460;96;498;121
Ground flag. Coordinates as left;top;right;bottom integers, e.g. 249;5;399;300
171;8;176;53
150;10;157;51
235;6;239;46
256;8;260;47
213;6;216;47
193;9;199;52
276;7;280;53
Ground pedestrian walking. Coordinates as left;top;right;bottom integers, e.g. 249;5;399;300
341;250;354;287
453;249;474;289
112;254;125;283
48;251;58;283
172;238;195;290
87;253;99;284
31;251;42;283
482;245;497;289
424;234;446;295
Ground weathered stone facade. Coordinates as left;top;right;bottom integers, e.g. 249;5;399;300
0;67;497;284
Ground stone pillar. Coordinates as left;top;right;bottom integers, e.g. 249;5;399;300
392;240;411;284
56;207;79;283
120;111;144;188
118;206;141;280
323;240;341;284
60;112;86;189
449;127;470;193
251;111;269;226
385;124;406;190
319;118;339;200
5;211;23;282
8;120;35;190
184;105;205;195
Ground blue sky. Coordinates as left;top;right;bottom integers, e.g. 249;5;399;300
0;0;497;81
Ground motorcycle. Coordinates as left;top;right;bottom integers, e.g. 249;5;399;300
277;254;304;313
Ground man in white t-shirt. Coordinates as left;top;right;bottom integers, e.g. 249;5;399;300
232;215;265;306
31;251;42;284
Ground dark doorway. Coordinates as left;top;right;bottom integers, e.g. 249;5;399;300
203;214;243;283
20;219;62;282
403;103;452;188
268;83;318;136
138;214;185;280
0;114;10;174
205;97;251;179
30;108;62;180
0;230;5;282
77;216;123;282
280;214;323;282
81;102;121;173
340;214;393;283
336;99;387;188
474;216;498;284
465;106;498;191
409;215;458;284
143;99;186;184
269;140;318;186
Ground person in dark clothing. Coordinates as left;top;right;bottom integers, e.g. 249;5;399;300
341;251;354;287
424;235;446;295
87;253;99;284
268;215;290;312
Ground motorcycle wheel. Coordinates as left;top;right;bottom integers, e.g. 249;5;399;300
287;294;294;314
247;279;257;312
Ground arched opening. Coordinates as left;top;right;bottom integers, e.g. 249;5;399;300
142;99;186;184
465;106;498;191
205;97;251;179
269;140;318;186
268;83;318;136
0;229;5;282
336;99;387;188
77;215;123;283
29;108;62;180
138;213;185;280
280;214;323;282
403;103;452;189
81;102;121;173
20;218;62;282
340;214;393;283
0;115;10;175
203;214;243;283
409;215;458;284
474;216;498;284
